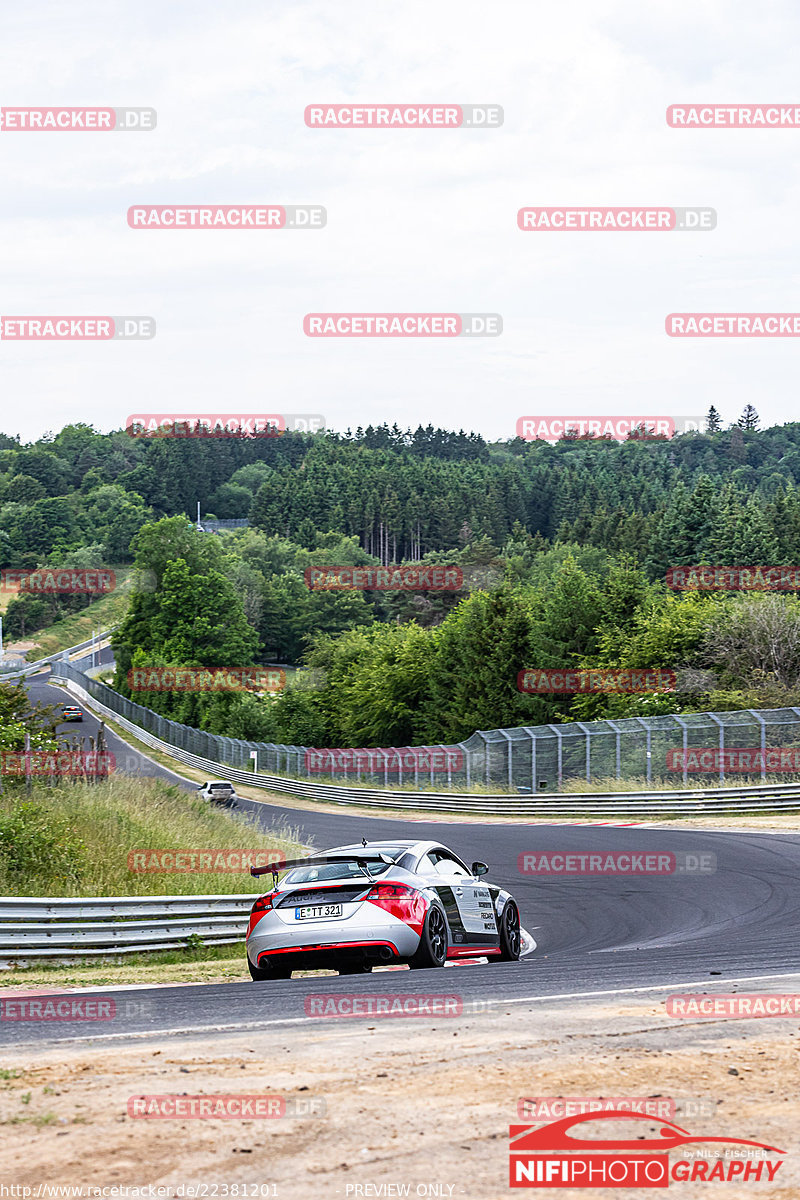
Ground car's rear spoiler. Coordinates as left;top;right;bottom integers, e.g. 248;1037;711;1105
250;852;393;878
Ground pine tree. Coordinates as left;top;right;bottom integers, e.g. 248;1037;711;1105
706;406;722;433
738;405;760;431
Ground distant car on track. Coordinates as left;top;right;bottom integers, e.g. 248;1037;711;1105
60;705;83;722
197;780;237;806
245;839;523;980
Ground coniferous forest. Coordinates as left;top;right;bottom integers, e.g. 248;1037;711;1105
3;415;800;746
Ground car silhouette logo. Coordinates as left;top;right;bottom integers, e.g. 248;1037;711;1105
510;1110;785;1154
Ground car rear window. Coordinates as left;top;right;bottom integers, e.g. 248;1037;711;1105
282;859;393;884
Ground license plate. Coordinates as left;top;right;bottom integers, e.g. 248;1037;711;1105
295;903;342;920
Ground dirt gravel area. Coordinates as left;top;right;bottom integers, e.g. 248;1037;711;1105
1;992;798;1199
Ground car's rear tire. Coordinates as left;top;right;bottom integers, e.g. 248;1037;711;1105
248;957;292;981
338;964;373;975
499;901;521;961
409;903;447;969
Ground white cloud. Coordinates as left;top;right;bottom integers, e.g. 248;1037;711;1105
1;0;799;440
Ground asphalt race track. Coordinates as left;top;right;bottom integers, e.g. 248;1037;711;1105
6;668;800;1046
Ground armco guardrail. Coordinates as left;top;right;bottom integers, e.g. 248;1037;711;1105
44;658;800;791
0;895;253;965
0;629;113;682
49;668;800;816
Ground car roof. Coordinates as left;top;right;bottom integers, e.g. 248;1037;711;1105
326;839;462;860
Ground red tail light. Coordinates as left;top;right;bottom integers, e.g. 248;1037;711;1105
365;882;427;933
248;891;276;935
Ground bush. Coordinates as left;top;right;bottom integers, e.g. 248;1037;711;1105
0;800;87;891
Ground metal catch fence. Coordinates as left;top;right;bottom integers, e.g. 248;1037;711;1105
50;662;800;791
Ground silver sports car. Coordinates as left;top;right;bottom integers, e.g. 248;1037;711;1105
246;838;522;979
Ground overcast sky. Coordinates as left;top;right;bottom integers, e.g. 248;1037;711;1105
1;0;799;444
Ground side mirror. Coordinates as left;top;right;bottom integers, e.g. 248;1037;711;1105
472;861;489;877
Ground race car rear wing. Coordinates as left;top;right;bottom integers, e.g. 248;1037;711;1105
250;852;394;879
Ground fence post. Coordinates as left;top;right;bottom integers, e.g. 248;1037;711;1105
521;728;538;792
634;718;653;784
497;730;513;790
673;716;690;785
574;722;591;783
606;720;623;781
707;713;725;785
546;725;563;789
746;710;767;782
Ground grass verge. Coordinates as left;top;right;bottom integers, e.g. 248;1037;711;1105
17;569;133;660
0;773;306;896
0;944;253;988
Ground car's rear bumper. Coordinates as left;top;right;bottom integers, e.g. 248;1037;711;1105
254;940;405;971
247;913;420;968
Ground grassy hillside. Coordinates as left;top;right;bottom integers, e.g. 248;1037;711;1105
18;568;133;659
0;774;307;897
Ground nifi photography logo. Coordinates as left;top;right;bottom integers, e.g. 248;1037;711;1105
508;1111;784;1187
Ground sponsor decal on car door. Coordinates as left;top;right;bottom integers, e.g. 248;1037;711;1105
456;882;499;944
435;878;499;947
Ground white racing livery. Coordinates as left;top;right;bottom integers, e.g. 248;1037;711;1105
246;839;528;979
